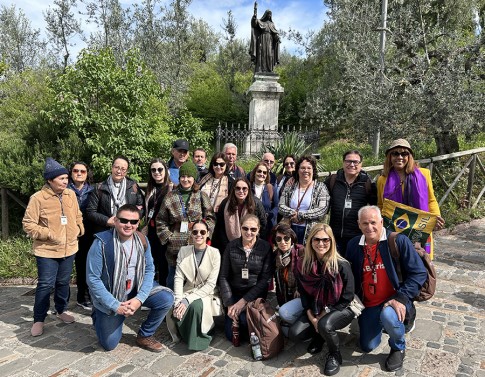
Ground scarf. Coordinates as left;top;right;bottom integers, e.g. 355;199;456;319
107;175;127;214
383;168;429;211
223;200;248;241
111;231;146;302
275;245;299;295
293;255;343;314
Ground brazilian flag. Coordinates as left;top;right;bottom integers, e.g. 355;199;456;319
382;199;436;245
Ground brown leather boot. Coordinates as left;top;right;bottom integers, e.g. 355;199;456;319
136;335;164;352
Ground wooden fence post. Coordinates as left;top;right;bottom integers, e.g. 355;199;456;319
467;154;477;208
1;187;8;239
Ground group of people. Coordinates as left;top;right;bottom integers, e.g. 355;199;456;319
22;138;443;375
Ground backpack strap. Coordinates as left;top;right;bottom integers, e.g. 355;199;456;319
365;178;372;196
136;230;148;251
267;183;274;201
388;232;403;284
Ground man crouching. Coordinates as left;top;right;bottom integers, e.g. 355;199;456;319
87;204;174;351
346;205;426;372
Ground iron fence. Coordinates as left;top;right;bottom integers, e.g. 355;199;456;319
215;123;320;155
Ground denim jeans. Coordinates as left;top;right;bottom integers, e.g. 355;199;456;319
34;255;75;322
93;286;174;351
291;225;306;245
358;303;407;352
223;295;249;342
166;265;176;290
278;298;304;324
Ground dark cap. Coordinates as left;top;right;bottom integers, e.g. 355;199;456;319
43;157;69;180
173;139;189;151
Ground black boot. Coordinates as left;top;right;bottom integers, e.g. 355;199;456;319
307;334;324;354
385;349;405;371
324;351;342;376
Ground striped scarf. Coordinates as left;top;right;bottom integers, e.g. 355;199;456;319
111;231;146;302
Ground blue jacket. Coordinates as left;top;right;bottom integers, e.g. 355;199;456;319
346;229;427;308
86;229;155;315
69;182;94;214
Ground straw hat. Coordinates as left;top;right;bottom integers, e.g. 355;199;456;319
385;139;413;155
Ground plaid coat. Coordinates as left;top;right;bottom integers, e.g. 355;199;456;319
156;188;215;266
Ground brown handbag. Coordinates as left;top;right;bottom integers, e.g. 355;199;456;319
246;298;284;360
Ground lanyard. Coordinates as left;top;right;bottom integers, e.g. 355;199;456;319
123;240;135;272
296;182;312;210
57;194;65;216
364;242;380;283
178;191;190;220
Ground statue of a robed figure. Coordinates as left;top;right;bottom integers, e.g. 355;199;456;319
249;2;280;73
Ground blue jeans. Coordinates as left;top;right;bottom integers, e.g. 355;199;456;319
93;286;174;351
34;255;75;322
166;265;176;290
291;225;306;245
358;303;406;352
223;295;249;342
279;298;304;324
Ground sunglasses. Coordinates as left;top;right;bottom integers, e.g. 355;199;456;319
242;226;258;233
213;162;226;168
235;186;248;192
312;237;331;244
284;162;295;167
390;151;410;157
117;217;139;225
72;169;87;174
256;169;268;175
151;167;164;173
192;229;207;236
275;235;291;243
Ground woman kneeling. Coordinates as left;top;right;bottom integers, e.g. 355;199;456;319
167;220;222;351
290;224;355;376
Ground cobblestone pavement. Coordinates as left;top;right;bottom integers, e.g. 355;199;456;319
1;220;484;377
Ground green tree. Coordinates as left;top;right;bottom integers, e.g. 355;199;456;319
0;5;46;72
44;0;83;71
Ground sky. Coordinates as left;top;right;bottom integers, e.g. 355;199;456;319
2;0;329;58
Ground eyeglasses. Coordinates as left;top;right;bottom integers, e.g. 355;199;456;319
151;167;164;173
192;229;207;236
284;162;295;167
263;159;275;165
213;162;226;168
312;237;331;244
390;151;410;157
256;169;268;175
117;217;139;225
242;226;258;233
113;166;127;173
344;160;361;166
72;169;87;174
235;186;248;192
275;235;291;243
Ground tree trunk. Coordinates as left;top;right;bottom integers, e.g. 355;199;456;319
434;131;459;155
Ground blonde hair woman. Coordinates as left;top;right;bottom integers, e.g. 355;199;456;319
289;224;355;376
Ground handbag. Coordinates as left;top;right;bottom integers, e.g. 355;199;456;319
348;294;365;317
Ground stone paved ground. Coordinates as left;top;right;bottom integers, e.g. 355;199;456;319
1;219;485;377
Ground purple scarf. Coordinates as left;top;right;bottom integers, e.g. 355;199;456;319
293;256;343;314
383;168;429;211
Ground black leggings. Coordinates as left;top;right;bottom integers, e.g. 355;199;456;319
288;308;355;353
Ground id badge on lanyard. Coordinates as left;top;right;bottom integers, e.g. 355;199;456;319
242;268;249;279
178;192;189;233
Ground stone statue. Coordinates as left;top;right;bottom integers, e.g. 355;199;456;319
249;2;280;74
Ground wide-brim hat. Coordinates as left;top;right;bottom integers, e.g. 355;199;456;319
385;139;413;155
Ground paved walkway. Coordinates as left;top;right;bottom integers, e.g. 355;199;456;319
1;220;485;377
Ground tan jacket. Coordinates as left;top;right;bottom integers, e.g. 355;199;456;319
167;245;221;340
23;185;84;258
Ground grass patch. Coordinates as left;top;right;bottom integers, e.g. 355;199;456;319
0;236;36;279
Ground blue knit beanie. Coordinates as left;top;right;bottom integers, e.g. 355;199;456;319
44;157;69;180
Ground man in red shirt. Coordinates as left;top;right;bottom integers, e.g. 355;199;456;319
346;206;427;372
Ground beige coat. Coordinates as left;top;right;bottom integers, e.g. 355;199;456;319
167;245;222;341
22;185;84;258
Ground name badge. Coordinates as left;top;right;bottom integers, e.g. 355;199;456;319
180;221;189;233
344;198;352;209
60;216;68;225
148;209;154;219
241;268;249;279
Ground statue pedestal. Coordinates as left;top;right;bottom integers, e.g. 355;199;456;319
245;73;285;154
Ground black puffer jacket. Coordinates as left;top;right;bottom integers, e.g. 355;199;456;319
324;169;377;239
86;177;145;234
218;237;275;307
